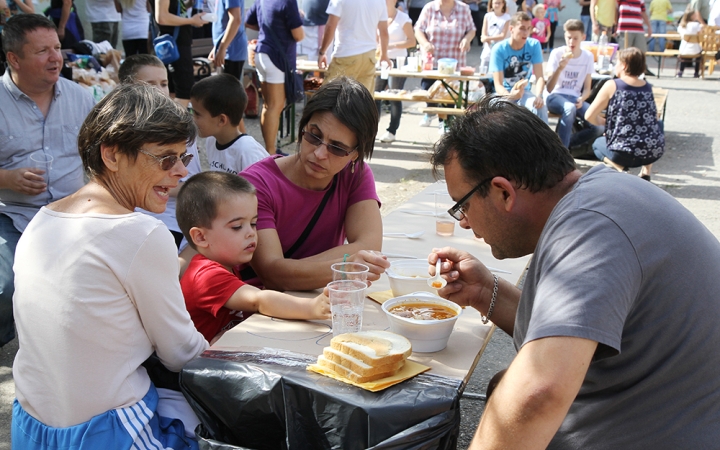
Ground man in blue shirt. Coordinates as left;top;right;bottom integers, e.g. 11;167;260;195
489;12;547;123
0;14;94;347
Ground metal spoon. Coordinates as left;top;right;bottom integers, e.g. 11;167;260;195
383;231;425;239
428;259;447;289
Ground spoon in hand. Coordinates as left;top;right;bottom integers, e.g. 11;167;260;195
428;259;447;289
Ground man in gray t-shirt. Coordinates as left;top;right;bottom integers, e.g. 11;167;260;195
429;96;720;449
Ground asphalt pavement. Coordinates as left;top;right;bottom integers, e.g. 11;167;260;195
1;41;719;448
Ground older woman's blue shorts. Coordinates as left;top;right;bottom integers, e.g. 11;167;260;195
11;384;198;450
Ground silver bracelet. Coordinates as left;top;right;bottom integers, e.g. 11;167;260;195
482;274;499;325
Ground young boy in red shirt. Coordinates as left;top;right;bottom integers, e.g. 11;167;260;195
177;171;330;343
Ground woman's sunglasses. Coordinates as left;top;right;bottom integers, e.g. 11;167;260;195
301;130;356;157
139;149;194;171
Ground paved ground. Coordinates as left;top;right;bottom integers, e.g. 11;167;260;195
1;43;719;447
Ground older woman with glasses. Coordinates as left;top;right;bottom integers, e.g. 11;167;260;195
12;84;208;449
240;77;390;291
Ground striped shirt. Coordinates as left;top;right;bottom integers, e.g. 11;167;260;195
617;0;646;33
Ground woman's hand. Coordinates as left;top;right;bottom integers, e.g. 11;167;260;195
348;250;390;282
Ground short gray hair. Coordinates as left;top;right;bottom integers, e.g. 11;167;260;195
78;83;197;178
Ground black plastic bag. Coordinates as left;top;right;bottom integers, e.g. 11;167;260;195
181;349;462;450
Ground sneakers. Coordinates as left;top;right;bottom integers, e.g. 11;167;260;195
379;131;396;143
419;114;434;127
275;149;289;156
676;71;683;78
438;121;447;136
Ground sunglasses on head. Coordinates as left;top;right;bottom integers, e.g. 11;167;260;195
301;129;356;157
139;149;194;171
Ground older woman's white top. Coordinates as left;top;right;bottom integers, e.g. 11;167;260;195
12;208;209;428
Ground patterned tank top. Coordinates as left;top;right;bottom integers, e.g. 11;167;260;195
605;79;665;160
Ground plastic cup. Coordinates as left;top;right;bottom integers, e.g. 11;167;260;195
327;280;366;336
435;192;455;236
396;56;406;71
380;61;391;80
407;56;418;72
29;151;53;185
331;262;369;284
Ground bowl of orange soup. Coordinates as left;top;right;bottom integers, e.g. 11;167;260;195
382;292;462;352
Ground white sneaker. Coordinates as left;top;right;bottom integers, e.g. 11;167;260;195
379;131;396;143
438;121;447;135
419;114;433;127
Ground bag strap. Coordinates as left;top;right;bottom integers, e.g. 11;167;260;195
149;0;181;39
284;176;337;258
239;176;338;281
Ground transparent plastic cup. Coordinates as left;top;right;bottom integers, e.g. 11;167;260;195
327;280;366;336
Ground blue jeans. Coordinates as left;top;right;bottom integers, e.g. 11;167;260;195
0;214;21;346
517;90;548;124
580;15;592;41
375;64;407;135
648;20;667;52
546;93;604;148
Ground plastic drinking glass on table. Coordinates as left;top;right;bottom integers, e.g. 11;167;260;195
331;262;370;284
327;280;366;336
29;151;53;185
435;192;455;236
396;56;406;71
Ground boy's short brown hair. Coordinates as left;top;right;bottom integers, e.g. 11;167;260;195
190;74;247;127
564;19;585;34
177;172;256;250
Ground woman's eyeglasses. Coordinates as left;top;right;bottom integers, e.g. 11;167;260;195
139;149;194;171
301;129;356;157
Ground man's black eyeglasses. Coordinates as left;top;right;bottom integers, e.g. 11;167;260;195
448;176;495;221
139;149;194;171
301;129;357;157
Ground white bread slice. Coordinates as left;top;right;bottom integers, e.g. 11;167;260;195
316;355;401;383
323;347;405;377
330;331;412;366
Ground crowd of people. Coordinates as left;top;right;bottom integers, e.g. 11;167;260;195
0;0;718;448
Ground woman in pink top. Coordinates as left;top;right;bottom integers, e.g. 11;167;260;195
240;77;390;291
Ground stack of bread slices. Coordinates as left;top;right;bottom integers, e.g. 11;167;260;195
316;330;412;383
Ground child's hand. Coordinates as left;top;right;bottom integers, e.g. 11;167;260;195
313;290;331;320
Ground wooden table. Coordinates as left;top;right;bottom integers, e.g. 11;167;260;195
212;181;531;385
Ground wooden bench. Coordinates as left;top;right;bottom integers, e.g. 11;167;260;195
191;38;214;81
191;37;214;58
645;49;680;78
421;106;467;116
652;86;668;122
374;92;456;105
